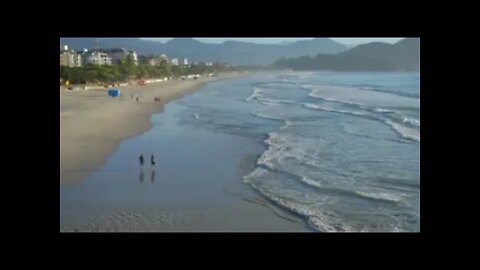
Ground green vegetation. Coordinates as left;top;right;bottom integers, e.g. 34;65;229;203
60;57;236;85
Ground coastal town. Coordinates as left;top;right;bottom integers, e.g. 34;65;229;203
60;42;245;185
60;44;226;90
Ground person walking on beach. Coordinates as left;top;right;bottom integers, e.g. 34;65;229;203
139;154;144;168
151;154;155;167
136;97;139;103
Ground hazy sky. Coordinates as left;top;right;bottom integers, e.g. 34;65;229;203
141;38;403;45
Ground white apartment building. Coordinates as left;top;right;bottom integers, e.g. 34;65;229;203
83;50;112;66
60;45;82;67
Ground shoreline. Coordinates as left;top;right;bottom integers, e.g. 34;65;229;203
60;94;309;232
60;72;244;185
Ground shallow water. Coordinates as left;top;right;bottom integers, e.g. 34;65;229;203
176;72;420;232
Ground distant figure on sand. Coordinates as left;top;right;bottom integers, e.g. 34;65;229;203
136;97;139;102
139;154;144;168
151;154;155;166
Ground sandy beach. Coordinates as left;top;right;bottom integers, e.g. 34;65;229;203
60;73;240;185
60;72;311;232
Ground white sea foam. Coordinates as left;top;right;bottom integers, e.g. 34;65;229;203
374;108;395;113
307;215;356;232
308;90;364;106
304;103;420;142
246;86;296;105
385;120;420;142
243;167;404;232
303;103;368;117
261;98;296;104
257;132;320;170
306;85;419;109
355;191;404;203
245;86;267;102
402;117;420;127
298;176;323;188
242;167;269;184
243;175;355;232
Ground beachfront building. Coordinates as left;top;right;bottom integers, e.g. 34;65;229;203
129;50;138;65
170;58;179;66
103;48;128;65
60;45;82;67
183;58;189;66
83;50;112;66
103;48;138;65
149;54;169;66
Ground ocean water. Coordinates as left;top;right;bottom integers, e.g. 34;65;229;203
61;71;420;232
175;71;420;232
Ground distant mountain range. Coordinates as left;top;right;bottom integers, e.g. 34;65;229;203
60;38;348;66
274;38;419;71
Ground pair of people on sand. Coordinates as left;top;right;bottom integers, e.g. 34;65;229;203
139;154;155;168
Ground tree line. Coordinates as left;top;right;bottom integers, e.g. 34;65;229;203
60;55;234;85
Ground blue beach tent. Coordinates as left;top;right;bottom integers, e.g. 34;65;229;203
108;88;121;97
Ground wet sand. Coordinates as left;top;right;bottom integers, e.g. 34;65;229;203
60;73;241;185
60;98;310;232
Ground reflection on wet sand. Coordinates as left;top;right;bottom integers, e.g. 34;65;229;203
151;169;156;183
139;170;144;184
